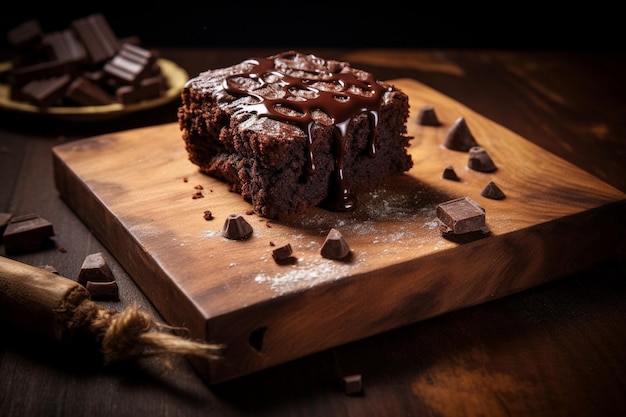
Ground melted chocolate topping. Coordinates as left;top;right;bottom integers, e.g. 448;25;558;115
222;51;389;211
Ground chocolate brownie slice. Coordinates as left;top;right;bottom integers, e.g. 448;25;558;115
178;51;412;219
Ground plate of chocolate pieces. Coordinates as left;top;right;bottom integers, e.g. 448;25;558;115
0;14;188;120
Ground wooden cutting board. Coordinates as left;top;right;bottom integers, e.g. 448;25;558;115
52;78;626;384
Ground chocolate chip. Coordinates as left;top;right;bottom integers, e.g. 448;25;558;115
77;252;115;286
436;197;489;235
443;117;478;151
480;181;506;200
221;213;253;240
3;213;55;254
86;280;119;301
468;146;497;172
442;165;460;181
416;104;441;126
203;210;214;221
321;228;351;260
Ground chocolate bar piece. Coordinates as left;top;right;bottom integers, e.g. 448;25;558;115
71;13;119;65
103;43;158;85
13;74;72;109
116;75;164;104
42;30;87;64
77;252;115;286
320;228;351;260
65;76;114;106
436;197;489;235
11;59;77;86
3;213;55;254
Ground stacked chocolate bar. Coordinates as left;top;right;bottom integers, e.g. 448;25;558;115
5;14;167;109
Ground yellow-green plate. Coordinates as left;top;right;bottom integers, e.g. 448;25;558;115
0;58;188;121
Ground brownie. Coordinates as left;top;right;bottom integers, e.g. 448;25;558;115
178;51;413;219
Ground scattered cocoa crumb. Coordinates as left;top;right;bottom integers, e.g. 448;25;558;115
192;191;204;199
245;209;255;215
58;246;67;253
269;241;275;246
203;210;214;221
266;222;272;228
183;177;188;183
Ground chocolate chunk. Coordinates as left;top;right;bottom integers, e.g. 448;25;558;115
321;228;351;260
3;213;55;254
77;252;115;286
222;213;254;240
480;181;506;200
442;165;460;181
468;146;497;172
436;197;489;235
342;374;363;395
86;280;120;301
443;117;478;152
416;104;441;126
272;243;296;265
203;210;214;221
65;76;114;106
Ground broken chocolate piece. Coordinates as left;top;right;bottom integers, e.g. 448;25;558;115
436;197;489;235
416;104;441;126
86;280;120;301
272;243;296;264
116;75;164;104
480;181;506;200
222;213;254;240
14;74;72;109
442;165;460;181
342;374;363;395
443;117;478;151
468;146;497;172
321;228;351;260
3;213;55;254
65;76;114;106
77;252;115;286
43;30;87;64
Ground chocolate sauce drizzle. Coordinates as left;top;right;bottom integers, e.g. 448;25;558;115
222;51;389;211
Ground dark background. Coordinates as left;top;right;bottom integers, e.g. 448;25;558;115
1;4;624;51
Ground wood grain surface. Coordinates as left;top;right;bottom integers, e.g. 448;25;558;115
51;78;626;384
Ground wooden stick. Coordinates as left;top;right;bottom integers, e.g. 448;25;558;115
0;255;223;363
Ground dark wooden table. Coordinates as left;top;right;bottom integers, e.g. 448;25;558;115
1;48;625;417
